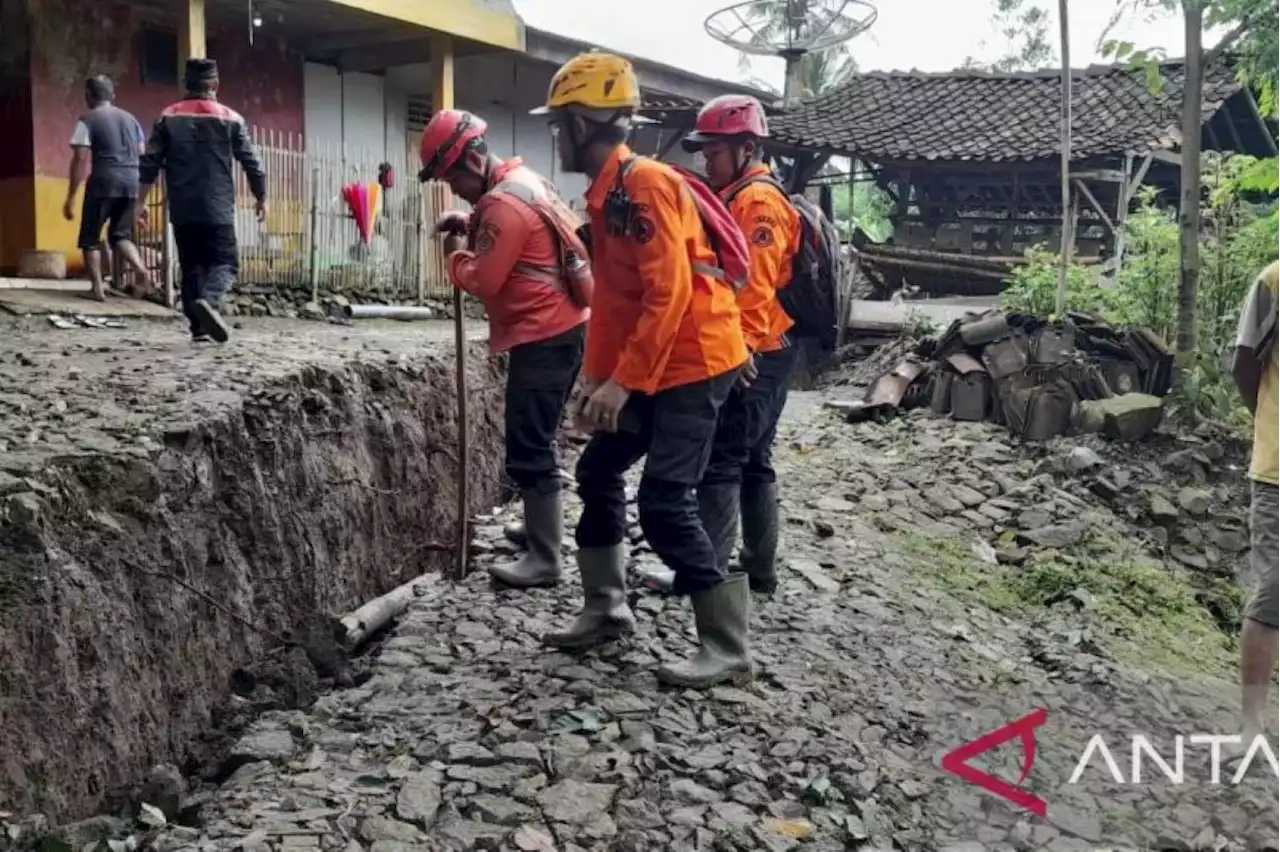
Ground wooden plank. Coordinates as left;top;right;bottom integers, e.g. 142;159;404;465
1071;178;1116;233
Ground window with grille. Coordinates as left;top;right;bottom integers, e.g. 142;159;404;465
406;98;433;133
141;27;178;87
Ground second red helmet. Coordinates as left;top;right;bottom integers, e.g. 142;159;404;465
683;94;768;152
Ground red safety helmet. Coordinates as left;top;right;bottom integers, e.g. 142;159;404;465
418;109;487;180
682;94;768;152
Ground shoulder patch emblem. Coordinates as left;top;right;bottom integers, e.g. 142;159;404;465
751;225;774;248
632;215;656;245
474;220;500;255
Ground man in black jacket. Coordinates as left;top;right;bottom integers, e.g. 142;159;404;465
139;58;267;344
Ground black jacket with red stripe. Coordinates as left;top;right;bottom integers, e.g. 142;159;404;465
139;95;266;227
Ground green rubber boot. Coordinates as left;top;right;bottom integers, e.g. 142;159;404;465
740;481;780;594
543;544;635;649
655;573;755;689
489;490;564;588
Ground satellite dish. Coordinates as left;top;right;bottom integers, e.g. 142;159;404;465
705;0;877;101
705;0;877;58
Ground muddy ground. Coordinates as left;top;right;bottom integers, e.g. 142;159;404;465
0;315;506;825
79;383;1278;852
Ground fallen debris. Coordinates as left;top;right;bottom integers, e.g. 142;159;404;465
845;309;1176;440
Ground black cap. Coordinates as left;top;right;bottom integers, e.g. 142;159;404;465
185;57;219;88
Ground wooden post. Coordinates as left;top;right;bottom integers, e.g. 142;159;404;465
179;0;206;69
1055;0;1073;317
161;193;175;308
432;31;469;581
1110;151;1134;278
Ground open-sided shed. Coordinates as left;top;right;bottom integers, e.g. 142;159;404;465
768;57;1278;296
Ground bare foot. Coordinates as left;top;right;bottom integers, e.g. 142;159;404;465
89;283;107;302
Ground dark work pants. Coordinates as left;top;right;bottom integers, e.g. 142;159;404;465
703;344;800;488
505;324;585;496
575;369;739;596
173;223;239;335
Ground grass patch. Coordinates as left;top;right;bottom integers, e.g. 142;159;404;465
892;530;1242;680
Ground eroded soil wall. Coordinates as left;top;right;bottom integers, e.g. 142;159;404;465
0;343;505;822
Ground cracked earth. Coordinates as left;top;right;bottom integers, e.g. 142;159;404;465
129;389;1278;852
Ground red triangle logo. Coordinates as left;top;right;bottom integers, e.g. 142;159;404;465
941;708;1049;817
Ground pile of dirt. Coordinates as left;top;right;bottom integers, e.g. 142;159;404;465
0;319;507;826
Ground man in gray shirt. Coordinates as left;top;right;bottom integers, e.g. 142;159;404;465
62;75;151;300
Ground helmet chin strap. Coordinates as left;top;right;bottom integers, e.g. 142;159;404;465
565;111;626;173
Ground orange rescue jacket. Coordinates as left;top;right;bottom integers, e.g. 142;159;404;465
583;145;748;395
446;158;589;354
722;164;801;353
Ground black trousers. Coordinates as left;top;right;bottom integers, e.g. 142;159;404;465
505;323;585;496
575;369;739;595
173;223;238;335
78;194;137;250
703;344;799;488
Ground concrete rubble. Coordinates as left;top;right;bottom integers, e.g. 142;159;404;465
842;310;1175;441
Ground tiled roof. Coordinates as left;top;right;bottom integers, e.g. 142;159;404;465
640;90;703;112
769;58;1246;162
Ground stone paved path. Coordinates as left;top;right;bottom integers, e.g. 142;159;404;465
147;392;1278;852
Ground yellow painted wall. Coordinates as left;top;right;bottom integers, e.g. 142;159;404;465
34;175;84;272
325;0;524;52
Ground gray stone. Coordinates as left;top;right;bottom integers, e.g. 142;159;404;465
1065;446;1103;474
496;741;543;766
1017;521;1088;549
472;794;535;825
537;779;617;825
512;824;557;851
394;773;441;828
360;816;421;844
670;778;721;804
231;726;295;763
446;763;528;790
1150;493;1180;523
1177;487;1211;517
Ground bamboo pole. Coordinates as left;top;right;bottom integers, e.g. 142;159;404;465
1055;0;1073;317
433;31;469;580
336;573;440;650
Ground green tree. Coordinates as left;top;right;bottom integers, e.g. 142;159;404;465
1099;0;1279;362
963;0;1057;71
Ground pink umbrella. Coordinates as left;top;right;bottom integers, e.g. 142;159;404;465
342;181;383;246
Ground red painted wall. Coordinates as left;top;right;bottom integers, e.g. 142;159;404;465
29;0;305;177
0;0;34;182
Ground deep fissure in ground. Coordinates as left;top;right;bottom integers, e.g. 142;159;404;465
0;342;507;825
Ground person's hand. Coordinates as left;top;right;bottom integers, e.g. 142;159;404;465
738;353;759;388
579;379;630;434
442;232;466;255
434;211;470;236
62;198;75;221
136;205;150;225
255;199;268;223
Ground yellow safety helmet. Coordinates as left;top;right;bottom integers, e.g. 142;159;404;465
531;51;643;115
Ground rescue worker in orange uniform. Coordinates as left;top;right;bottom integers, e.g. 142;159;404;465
530;53;755;689
420;109;591;589
644;95;802;596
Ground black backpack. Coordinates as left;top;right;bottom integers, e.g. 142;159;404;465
728;175;843;350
